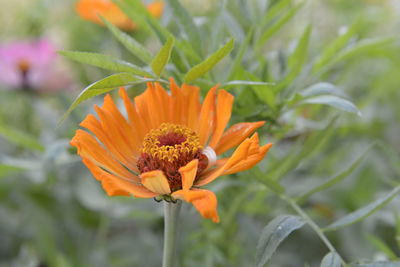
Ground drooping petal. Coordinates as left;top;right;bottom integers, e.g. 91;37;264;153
172;189;219;223
82;158;157;198
179;159;198;190
71;129;140;182
214;121;265;155
208;89;234;148
140;170;171;195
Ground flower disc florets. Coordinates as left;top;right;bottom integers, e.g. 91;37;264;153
137;123;208;191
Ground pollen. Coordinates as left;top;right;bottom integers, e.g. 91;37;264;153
141;123;201;162
137;123;207;191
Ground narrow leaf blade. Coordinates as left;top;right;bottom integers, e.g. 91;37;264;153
59;51;154;77
320;252;341;267
59;74;153;123
301;95;361;116
255;215;305;267
101;17;153;64
184;38;234;83
324;187;400;232
151;36;175;76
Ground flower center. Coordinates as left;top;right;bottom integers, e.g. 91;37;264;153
137;123;208;192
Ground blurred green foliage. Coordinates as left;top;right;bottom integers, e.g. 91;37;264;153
1;0;400;266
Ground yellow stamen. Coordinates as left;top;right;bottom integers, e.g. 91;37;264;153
141;123;202;162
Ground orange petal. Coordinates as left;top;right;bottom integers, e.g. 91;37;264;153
182;84;201;130
179;159;198;190
147;1;164;18
82;158;157;198
75;0;136;30
195;134;271;186
197;85;217;146
214;121;265;155
224;143;272;175
80;113;139;173
71;129;140;182
208;89;234;148
172;189;219;223
140;170;171;195
118;88;148;141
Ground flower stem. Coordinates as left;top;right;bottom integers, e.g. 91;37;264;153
162;200;182;267
280;194;347;266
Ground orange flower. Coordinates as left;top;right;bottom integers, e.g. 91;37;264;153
76;0;164;30
70;79;272;222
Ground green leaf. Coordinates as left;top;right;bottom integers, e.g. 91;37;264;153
59;51;153;77
59;74;155;123
101;17;153;64
288;25;312;70
320;252;341;267
221;80;275;88
366;234;398;261
151;36;175;77
256;4;303;48
301;83;345;97
255;215;305;267
324;186;400;232
300;95;361;116
184;38;234;83
167;0;201;53
0;124;44;152
298;146;372;202
0;164;25;178
276;24;312;92
351;261;400;267
313;20;361;72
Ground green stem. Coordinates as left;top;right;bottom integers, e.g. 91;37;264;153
280;194;347;266
162;200;182;267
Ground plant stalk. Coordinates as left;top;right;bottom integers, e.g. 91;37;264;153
162;200;182;267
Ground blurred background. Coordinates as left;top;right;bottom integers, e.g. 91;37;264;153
1;0;400;266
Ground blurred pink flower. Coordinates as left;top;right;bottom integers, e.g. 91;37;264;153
0;39;70;93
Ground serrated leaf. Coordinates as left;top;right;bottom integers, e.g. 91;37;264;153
298;146;371;202
184;38;234;83
101;17;153;64
300;95;361;116
320;252;341;267
221;80;275;88
301;83;346;97
324;186;400;232
255;215;305;267
59;74;154;123
151;36;175;76
59;51;153;77
0;124;44;152
0;164;26;178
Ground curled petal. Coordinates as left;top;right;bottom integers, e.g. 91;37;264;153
179;159;198;190
140;170;171;195
172;189;219;223
214;121;265;155
196;134;272;186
